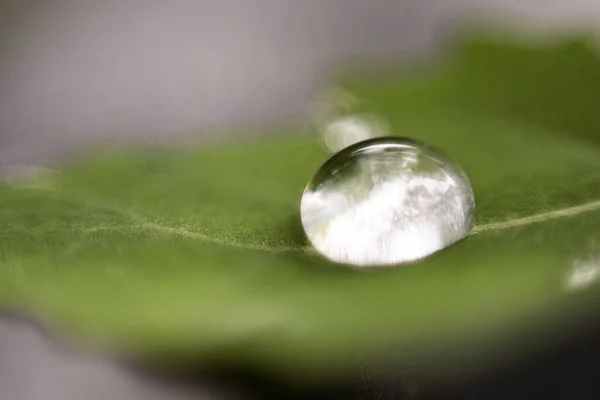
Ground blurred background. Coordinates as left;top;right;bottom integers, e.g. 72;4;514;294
2;1;600;399
2;0;600;173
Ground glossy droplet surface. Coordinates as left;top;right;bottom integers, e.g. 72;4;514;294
301;137;475;267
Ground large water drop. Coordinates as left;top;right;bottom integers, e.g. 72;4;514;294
301;137;475;267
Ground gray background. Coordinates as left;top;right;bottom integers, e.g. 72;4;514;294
1;1;600;399
2;0;600;171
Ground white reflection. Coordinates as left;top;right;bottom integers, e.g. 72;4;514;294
302;175;466;266
322;113;389;153
566;258;600;291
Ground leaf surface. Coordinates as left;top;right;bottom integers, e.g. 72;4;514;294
2;33;600;377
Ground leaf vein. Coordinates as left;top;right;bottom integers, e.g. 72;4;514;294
473;199;600;234
15;195;600;254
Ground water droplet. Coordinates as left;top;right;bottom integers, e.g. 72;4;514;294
3;165;59;190
565;257;600;291
301;137;475;267
322;112;390;153
309;86;390;153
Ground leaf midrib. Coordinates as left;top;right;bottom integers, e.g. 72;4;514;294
9;193;600;255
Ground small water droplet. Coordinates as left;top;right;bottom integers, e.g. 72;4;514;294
322;112;390;153
3;165;59;190
301;137;475;267
566;257;600;291
309;86;389;153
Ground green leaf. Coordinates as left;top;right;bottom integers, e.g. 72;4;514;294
3;32;600;378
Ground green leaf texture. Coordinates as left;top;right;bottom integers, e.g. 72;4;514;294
2;33;600;378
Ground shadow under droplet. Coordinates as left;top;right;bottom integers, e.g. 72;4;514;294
286;212;309;248
276;213;357;276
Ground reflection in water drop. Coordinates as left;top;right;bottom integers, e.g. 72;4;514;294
301;137;475;267
566;258;600;291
